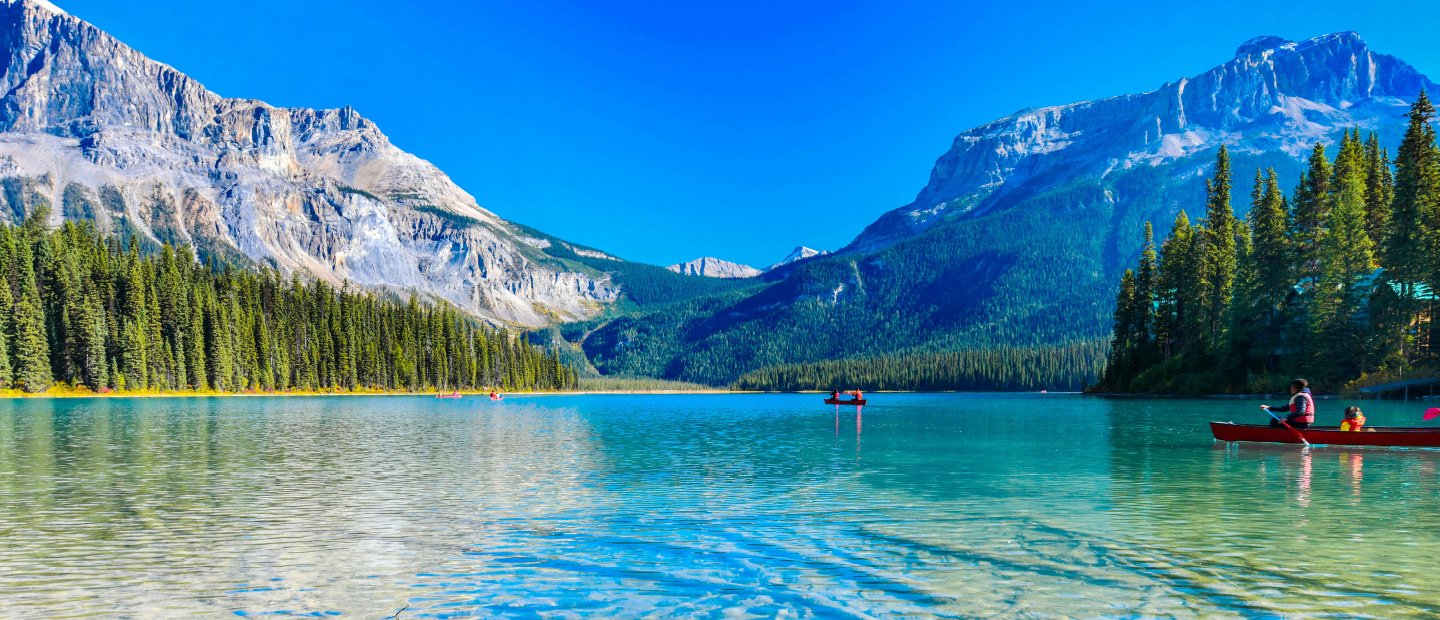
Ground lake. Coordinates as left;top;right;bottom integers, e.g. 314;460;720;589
2;393;1438;617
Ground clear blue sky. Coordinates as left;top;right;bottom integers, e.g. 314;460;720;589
55;0;1440;267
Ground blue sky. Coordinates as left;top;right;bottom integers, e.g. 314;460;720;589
55;0;1440;267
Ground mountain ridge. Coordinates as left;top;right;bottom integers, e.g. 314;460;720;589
0;0;622;326
666;257;761;279
571;31;1439;385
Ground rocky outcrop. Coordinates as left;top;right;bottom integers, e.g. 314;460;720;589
666;257;761;279
0;0;617;326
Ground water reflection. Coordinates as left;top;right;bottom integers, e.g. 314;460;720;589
4;394;1440;617
1104;397;1440;617
0;397;605;617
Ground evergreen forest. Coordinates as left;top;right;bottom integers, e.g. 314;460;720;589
0;213;577;394
733;342;1106;392
1096;92;1440;394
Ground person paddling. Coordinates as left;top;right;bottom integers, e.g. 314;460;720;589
1261;379;1314;429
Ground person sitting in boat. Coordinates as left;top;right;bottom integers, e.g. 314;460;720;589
1261;379;1314;429
830;389;840;400
1340;406;1366;431
850;389;864;401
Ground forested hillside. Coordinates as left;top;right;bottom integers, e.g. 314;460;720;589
1096;93;1439;394
734;342;1106;392
0;213;576;393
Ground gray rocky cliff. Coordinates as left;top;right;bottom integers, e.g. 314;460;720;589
666;257;761;279
0;0;618;326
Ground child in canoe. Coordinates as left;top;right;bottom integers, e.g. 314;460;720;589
1340;406;1366;431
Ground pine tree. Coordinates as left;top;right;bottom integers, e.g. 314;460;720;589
1382;91;1440;363
120;258;147;390
1107;269;1142;386
1156;211;1197;357
11;241;53;392
144;268;170;390
1200;146;1238;353
1365;132;1395;247
1241;168;1293;373
1133;222;1158;366
187;286;208;390
1311;130;1377;380
0;274;12;388
79;291;108;390
1292;142;1333;286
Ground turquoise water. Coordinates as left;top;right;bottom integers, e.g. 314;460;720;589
2;394;1439;617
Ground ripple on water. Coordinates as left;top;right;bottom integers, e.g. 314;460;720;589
2;394;1440;617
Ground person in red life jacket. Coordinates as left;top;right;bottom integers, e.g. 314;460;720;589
1261;379;1315;429
851;389;864;401
1340;406;1366;431
829;389;840;400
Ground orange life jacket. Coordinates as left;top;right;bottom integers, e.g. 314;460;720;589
1341;415;1366;431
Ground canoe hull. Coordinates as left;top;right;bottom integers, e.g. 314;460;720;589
824;398;866;406
1210;422;1440;447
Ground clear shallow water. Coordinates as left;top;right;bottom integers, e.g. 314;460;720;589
2;394;1439;618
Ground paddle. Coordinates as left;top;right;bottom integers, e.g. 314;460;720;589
1262;406;1311;447
1425;407;1440;421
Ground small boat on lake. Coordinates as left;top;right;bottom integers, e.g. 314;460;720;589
436;392;461;399
824;398;866;406
1210;421;1440;447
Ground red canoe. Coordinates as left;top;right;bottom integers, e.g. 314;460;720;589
1210;422;1440;447
824;398;866;406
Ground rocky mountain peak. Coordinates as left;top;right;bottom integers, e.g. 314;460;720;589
849;31;1436;254
667;257;761;279
1234;35;1292;57
767;246;824;271
0;0;619;326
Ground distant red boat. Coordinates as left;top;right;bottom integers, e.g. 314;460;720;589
824;398;866;406
1210;422;1440;447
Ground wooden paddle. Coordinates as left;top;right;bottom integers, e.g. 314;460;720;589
1262;406;1311;447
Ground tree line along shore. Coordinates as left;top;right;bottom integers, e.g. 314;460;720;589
0;213;577;395
1096;92;1440;395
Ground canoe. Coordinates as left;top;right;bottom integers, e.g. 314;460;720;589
1210;421;1440;447
824;398;866;405
436;394;461;399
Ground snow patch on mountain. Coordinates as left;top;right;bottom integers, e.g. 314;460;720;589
767;246;825;271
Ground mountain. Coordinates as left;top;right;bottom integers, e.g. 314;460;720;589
666;257;762;279
767;246;824;271
0;0;624;327
570;32;1439;385
666;247;827;278
851;32;1433;255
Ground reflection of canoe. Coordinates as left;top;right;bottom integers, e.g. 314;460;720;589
1210;422;1440;447
824;398;866;406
